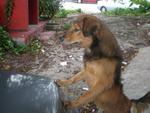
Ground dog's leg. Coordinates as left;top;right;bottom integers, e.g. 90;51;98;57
56;69;85;86
67;80;113;109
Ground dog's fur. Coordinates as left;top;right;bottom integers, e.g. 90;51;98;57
57;14;150;113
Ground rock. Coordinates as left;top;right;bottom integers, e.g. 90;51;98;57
141;24;150;29
123;46;150;100
82;87;89;91
0;71;79;113
39;31;56;42
60;61;68;66
122;61;128;66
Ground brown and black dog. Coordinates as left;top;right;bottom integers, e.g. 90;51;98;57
57;14;150;113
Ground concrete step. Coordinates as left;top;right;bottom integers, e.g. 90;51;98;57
45;22;61;31
10;21;47;44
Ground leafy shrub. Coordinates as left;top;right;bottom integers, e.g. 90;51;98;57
0;26;16;58
0;26;41;59
106;0;150;16
130;0;150;10
39;0;61;19
104;8;146;16
130;0;150;14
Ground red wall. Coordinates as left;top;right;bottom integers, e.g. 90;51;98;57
0;0;39;31
29;0;39;24
9;0;29;30
0;0;6;25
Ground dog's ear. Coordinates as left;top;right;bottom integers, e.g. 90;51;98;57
82;17;98;37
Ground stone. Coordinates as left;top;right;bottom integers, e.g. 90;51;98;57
39;31;56;42
123;46;150;99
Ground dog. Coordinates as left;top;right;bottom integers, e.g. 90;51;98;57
56;14;150;113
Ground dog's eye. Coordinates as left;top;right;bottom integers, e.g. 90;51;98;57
74;29;80;32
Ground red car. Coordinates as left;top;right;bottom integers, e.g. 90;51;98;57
81;0;97;3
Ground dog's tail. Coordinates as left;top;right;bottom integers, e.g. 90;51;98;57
130;91;150;113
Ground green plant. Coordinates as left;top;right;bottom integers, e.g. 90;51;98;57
0;26;15;52
4;0;15;27
56;9;82;18
0;26;41;59
63;23;71;30
27;39;42;54
39;0;61;19
56;9;68;18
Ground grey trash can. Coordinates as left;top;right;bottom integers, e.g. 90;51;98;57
0;71;79;113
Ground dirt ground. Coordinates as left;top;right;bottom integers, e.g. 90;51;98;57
0;14;150;113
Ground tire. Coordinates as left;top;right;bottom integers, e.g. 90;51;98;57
100;6;107;12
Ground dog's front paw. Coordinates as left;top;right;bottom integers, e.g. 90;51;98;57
64;101;79;109
55;79;66;87
64;101;72;109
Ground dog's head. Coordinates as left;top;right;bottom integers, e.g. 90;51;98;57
63;15;102;48
63;23;85;44
63;14;122;60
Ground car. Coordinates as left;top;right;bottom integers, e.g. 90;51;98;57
81;0;97;3
97;0;139;12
